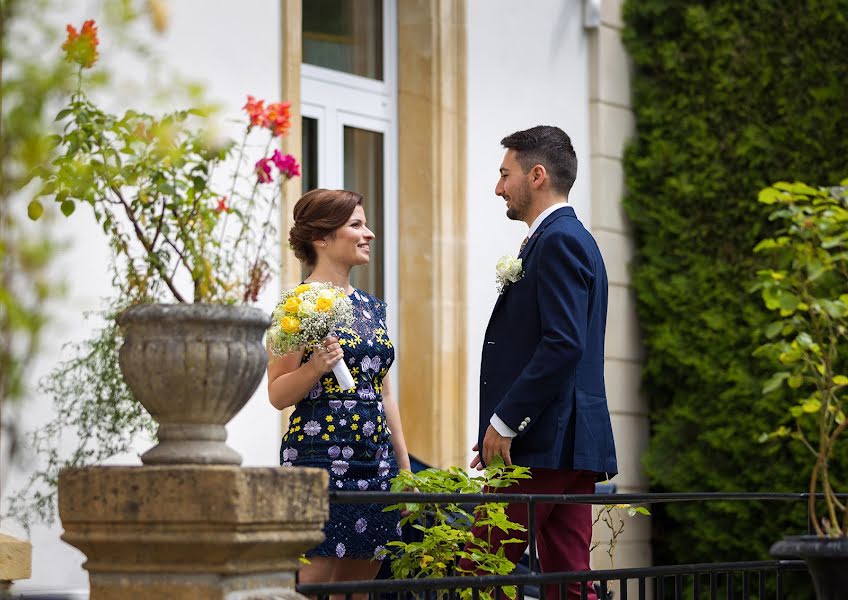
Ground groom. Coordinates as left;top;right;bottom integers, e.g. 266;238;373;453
469;126;617;600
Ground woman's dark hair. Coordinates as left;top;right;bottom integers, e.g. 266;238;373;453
288;189;363;267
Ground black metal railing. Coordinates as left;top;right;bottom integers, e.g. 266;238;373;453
296;491;816;600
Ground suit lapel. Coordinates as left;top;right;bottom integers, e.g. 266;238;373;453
488;206;575;322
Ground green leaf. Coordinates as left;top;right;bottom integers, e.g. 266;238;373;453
762;371;789;394
801;398;821;413
60;200;75;216
27;200;44;220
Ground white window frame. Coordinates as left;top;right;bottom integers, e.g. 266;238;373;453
301;0;399;349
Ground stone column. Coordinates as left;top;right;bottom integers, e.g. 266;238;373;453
587;0;652;596
59;466;327;600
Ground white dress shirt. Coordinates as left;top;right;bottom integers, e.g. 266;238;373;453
490;202;569;438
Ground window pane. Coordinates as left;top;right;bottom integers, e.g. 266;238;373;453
301;117;319;195
343;126;384;298
303;0;383;80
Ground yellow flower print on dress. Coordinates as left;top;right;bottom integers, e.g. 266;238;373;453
325;415;334;422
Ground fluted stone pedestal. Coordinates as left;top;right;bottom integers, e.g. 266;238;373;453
59;465;328;599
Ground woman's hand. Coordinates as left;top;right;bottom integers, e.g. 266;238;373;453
308;336;344;376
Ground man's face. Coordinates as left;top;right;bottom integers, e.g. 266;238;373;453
495;149;532;222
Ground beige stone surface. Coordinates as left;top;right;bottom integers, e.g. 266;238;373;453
397;0;468;469
595;229;634;287
605;284;644;362
605;358;648;416
59;465;327;598
591;540;653;598
609;413;651;490
0;532;32;582
589;27;631;108
590;102;635;160
601;0;625;29
590;156;629;234
88;572;302;600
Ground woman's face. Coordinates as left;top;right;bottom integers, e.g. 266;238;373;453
320;204;374;267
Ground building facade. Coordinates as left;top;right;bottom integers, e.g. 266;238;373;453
0;0;649;593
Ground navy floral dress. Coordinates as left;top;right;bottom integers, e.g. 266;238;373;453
281;289;401;560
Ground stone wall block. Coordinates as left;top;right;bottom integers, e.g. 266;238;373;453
59;465;328;598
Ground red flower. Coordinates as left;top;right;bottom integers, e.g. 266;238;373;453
62;20;99;69
215;196;229;213
243;95;266;128
264;102;291;137
271;150;301;179
255;158;273;184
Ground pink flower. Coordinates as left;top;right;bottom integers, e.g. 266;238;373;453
255;157;273;184
271;150;301;179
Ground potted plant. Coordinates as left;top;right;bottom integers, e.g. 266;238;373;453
27;19;300;465
753;180;848;599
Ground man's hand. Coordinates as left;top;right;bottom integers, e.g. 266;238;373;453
470;443;482;470
482;424;512;467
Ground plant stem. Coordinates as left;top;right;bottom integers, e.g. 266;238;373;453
113;186;186;302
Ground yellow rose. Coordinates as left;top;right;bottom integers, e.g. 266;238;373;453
294;283;312;295
280;315;301;334
284;296;301;312
315;297;333;312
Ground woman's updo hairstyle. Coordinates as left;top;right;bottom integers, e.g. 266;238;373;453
289;189;363;267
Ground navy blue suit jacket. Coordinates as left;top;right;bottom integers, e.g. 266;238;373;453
478;206;617;478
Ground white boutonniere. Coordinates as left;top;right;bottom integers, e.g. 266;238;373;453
495;255;523;294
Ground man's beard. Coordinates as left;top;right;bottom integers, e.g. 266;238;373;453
506;183;531;221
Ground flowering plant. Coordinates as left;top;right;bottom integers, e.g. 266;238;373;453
27;20;300;305
495;255;523;294
267;282;356;388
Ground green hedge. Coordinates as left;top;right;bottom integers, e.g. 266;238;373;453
621;0;848;572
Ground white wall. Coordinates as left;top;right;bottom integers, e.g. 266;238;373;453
0;1;283;593
464;0;592;460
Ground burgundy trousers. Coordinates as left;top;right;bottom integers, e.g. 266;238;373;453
460;468;598;600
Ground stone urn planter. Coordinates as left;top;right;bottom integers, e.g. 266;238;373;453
116;303;271;465
771;536;848;600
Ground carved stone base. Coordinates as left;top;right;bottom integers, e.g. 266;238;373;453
59;465;328;599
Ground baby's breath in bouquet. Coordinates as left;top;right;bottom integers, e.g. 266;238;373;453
267;282;355;389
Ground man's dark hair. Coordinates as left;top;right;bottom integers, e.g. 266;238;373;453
501;126;577;197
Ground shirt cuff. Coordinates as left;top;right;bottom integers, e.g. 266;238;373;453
490;413;517;438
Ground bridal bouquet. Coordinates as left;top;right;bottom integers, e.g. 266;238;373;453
267;282;356;389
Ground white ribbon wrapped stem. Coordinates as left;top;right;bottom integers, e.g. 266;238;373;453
332;360;355;390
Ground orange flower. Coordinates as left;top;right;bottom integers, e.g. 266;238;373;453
243;95;266;128
264;102;291;137
215;196;229;213
62;20;99;69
